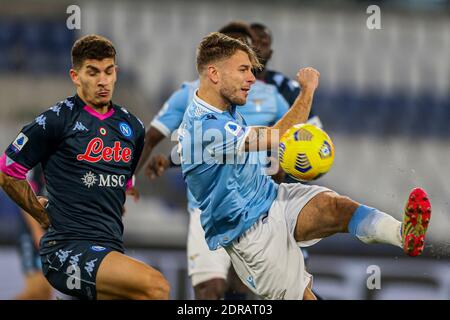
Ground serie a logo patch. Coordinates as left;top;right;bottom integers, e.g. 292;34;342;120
12;133;28;153
224;121;244;138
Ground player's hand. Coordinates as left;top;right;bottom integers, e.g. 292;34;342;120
297;67;320;91
37;196;48;207
126;186;140;202
145;154;170;180
37;196;50;229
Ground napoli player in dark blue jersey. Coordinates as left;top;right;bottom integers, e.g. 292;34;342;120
0;35;169;300
13;165;53;299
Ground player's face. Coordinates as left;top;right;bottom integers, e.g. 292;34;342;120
252;28;272;67
218;50;256;106
70;58;117;108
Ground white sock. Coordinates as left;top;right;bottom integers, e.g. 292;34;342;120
348;205;402;248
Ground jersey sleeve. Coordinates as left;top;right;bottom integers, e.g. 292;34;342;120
1;109;65;180
201;116;251;160
130;123;145;176
27;165;46;194
275;92;290;121
125;117;145;191
150;86;190;137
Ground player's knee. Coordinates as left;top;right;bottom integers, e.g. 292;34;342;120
316;192;350;231
194;278;226;300
140;270;170;300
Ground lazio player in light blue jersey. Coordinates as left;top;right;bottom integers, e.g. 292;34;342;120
179;32;432;300
148;70;289;301
136;22;289;299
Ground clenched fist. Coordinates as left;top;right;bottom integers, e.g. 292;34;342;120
36;196;50;229
296;67;320;91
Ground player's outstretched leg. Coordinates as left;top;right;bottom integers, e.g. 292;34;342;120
96;251;170;300
294;188;431;257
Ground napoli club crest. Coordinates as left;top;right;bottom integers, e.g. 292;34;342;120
119;122;133;137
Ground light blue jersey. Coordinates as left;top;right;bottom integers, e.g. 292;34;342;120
151;80;288;210
179;93;279;250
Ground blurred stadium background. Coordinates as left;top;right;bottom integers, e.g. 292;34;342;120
0;0;449;299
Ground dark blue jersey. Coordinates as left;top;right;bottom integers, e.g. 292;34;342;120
4;95;145;254
28;164;46;196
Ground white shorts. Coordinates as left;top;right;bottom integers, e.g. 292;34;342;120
187;207;231;287
224;183;330;300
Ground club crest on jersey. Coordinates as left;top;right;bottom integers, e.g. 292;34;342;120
77;138;132;163
224;121;244;137
11;133;28;153
119;122;133;138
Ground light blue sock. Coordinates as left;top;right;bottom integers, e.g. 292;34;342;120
348;205;402;248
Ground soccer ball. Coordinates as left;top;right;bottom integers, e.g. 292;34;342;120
278;123;335;181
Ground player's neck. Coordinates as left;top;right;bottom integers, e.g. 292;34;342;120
77;92;111;114
197;87;229;112
89;104;111;115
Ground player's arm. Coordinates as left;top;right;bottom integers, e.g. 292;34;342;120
0;108;64;228
135;127;165;174
135;87;190;176
125;118;147;203
0;172;49;228
244;67;320;152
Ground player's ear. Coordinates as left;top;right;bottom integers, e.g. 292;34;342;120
207;65;219;84
69;68;81;87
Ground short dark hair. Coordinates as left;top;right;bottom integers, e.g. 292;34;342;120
71;34;116;69
196;32;261;74
250;22;272;41
218;21;256;46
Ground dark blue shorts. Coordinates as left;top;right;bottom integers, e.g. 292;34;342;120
41;241;112;300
